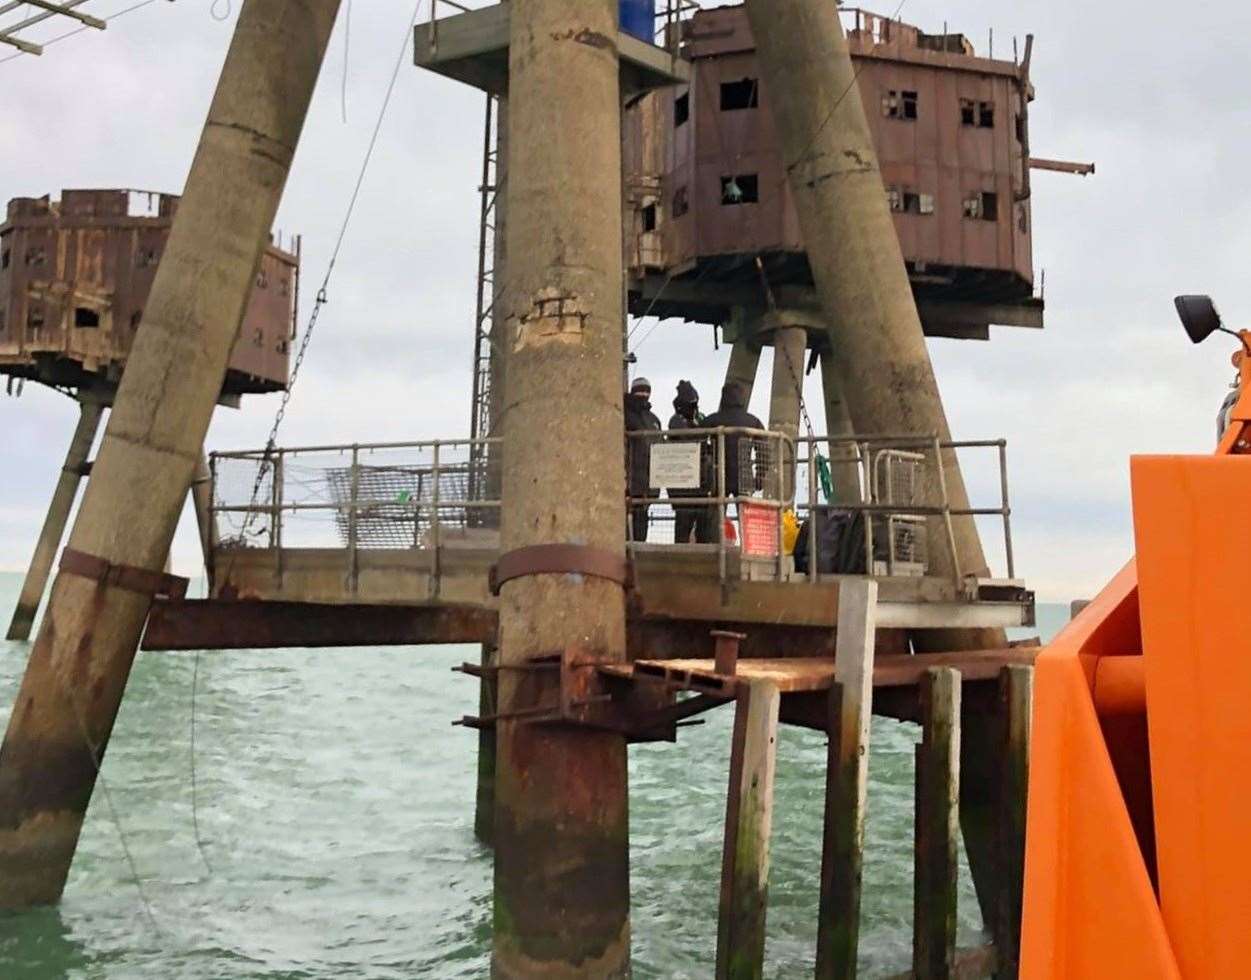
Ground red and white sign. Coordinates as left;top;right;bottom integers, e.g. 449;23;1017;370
739;502;780;558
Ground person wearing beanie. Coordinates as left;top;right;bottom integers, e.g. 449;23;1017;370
702;382;766;530
624;377;662;542
667;380;708;544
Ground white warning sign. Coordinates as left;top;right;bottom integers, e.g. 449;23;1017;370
650;443;702;490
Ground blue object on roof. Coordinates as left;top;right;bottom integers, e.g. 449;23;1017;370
620;0;656;43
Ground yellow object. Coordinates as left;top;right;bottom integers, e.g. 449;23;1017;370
781;509;799;555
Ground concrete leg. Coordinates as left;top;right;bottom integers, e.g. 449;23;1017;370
6;398;103;642
0;0;342;910
818;351;862;506
914;668;962;980
816;579;878;979
190;450;216;578
724;334;763;405
767;326;807;502
716;680;781;980
491;0;631;975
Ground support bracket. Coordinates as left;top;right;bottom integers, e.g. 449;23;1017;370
59;548;189;599
489;543;631;595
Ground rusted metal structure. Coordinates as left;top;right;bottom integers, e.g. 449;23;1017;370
0;189;298;397
0;188;298;640
625;5;1058;340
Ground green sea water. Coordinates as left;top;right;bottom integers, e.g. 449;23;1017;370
0;573;1069;978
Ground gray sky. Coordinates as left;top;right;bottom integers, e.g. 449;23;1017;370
2;0;1247;601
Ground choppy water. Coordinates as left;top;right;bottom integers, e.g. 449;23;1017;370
0;574;1067;978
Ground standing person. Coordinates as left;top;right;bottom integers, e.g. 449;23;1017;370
624;377;662;542
701;382;766;541
667;380;708;544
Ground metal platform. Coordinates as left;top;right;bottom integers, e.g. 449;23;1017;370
413;3;691;96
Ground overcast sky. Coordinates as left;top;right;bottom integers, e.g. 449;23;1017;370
2;0;1247;601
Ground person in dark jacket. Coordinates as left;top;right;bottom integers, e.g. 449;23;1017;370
667;380;708;544
624;377;662;542
703;382;765;498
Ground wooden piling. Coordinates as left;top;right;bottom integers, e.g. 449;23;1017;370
913;668;962;979
996;665;1033;977
816;579;879;980
716;680;781;980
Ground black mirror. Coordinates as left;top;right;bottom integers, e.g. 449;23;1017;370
1175;295;1224;345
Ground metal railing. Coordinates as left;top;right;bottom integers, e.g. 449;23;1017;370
209;430;1015;592
793;436;1015;587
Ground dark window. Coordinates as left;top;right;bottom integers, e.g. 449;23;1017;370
256;269;269;289
889;187;934;215
961;98;995;128
25;246;45;267
130;310;143;330
674;92;690;127
673;186;690;218
1;248;9;270
884;90;919;120
964;191;999;221
74;307;100;328
1015;114;1026;143
720;174;759;205
641;204;657;232
0;310;6;333
137;247;158;268
720;78;759;111
27;306;44;330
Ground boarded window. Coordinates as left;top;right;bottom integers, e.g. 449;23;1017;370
673;185;690;218
720;78;759;111
674;92;690;127
720;174;759;205
883;90;919;120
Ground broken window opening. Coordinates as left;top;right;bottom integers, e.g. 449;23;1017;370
25;246;46;267
1;248;9;270
673;185;690;218
964;191;999;221
137;247;159;268
720;174;759;205
674;92;690;128
889;188;934;216
74;307;101;329
1015;114;1026;143
962;98;995;128
641;204;657;232
884;90;919;121
130;310;143;330
27;307;45;330
720;78;759;111
256;269;269;289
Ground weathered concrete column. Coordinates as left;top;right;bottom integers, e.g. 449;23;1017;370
492;0;631;976
745;4;1009;929
819;351;862;506
724;328;763;403
0;0;341;910
743;0;999;632
766;325;806;501
5;396;103;642
190;450;216;577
